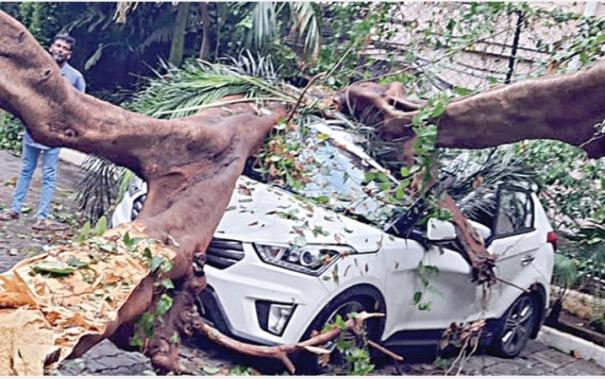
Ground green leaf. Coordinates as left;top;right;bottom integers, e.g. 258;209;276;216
160;260;174;274
143;247;152;260
395;185;405;200
129;334;144;349
202;366;220;375
122;231;133;247
67;256;88;269
32;261;75;276
418;302;432;311
431;101;447;118
138;312;155;337
77;221;92;242
413;291;422;305
161;278;175;289
334;314;346;331
453;86;472;96
292;236;307;247
156;294;173;316
94;216;107;236
99;243;116;253
150;256;164;272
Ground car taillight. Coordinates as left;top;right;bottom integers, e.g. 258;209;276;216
547;231;558;252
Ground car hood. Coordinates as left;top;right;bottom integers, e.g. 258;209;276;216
214;177;386;253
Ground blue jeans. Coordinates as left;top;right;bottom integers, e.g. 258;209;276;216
11;143;61;220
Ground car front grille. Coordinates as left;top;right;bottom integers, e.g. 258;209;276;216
206;238;245;269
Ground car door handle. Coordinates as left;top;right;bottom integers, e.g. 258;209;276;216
521;255;535;266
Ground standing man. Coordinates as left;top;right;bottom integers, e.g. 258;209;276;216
0;33;85;230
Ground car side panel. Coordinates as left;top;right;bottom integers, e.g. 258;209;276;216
486;193;554;320
380;237;426;341
405;246;485;328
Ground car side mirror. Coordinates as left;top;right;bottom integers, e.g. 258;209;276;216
427;218;457;242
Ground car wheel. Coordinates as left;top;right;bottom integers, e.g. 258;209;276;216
296;287;385;374
491;293;537;358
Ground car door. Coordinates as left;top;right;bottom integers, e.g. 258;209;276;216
382;186;541;341
383;233;486;336
406;243;484;330
484;185;542;319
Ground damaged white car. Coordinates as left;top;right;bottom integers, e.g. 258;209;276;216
112;121;556;370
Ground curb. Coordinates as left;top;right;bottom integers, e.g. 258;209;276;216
59;148;87;166
537;325;605;368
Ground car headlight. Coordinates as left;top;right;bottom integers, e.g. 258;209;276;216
253;243;351;275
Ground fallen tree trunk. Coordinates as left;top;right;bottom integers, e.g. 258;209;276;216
0;10;286;374
336;70;605;160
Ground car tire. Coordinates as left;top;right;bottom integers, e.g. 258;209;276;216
296;286;385;375
490;293;537;358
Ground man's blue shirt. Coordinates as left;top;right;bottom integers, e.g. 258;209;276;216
23;63;86;150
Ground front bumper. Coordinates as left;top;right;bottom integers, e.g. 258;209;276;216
200;241;333;345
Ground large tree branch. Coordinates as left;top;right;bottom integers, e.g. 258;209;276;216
337;64;605;159
437;64;605;157
0;10;287;375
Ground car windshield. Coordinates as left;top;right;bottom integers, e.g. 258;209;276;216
282;123;398;226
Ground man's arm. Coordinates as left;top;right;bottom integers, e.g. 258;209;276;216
75;73;86;93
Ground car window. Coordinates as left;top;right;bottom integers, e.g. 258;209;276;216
494;188;534;237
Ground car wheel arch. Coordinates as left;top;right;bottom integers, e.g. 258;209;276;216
301;283;387;340
528;282;547;339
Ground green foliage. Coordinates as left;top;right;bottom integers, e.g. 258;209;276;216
18;2;65;46
0;112;22;154
590;312;605;333
414;261;441;311
128;59;296;120
228;366;256;375
76;216;108;242
317;312;375;375
552;254;580;289
309;3;396;88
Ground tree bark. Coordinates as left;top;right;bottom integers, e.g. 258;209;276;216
337;67;605;159
0;10;285;374
198;2;210;60
169;2;191;67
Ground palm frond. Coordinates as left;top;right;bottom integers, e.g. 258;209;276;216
250;2;278;49
443;148;538;222
135;25;173;55
114;1;139;24
128;59;297;119
288;2;322;62
226;50;277;79
75;156;124;223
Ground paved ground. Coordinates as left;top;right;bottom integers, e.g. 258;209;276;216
0;149;604;376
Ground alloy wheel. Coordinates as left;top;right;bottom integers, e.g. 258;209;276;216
500;296;535;356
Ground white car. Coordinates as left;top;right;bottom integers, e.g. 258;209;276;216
112;121;556;370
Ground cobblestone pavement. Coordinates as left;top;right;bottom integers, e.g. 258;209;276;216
53;338;605;376
0;149;603;376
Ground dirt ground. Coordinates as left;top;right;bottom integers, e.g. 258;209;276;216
0;149;603;376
